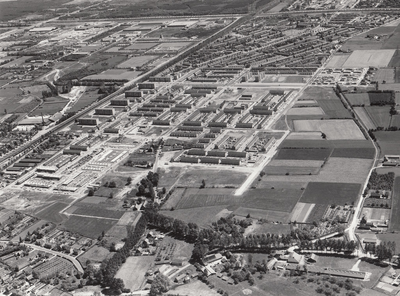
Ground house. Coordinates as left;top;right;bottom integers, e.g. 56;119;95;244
288;252;305;265
307;253;319;263
171;258;185;266
363;238;378;245
274;261;287;270
202;253;223;265
266;258;277;270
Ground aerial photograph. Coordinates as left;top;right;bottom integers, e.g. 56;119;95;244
3;0;400;295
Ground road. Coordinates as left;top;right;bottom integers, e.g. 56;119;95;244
22;243;84;273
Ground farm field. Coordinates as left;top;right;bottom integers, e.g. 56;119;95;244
390;115;400;128
390;177;400;232
262;75;306;83
325;54;350;68
281;139;374;149
116;256;154;291
275;148;332;160
354;107;376;130
68;88;100;113
264;165;320;175
177;169;249;187
374;131;400;156
286;107;324;116
161;205;228;226
63;216;117;239
316;99;352;118
374;68;395;84
264;157;373;184
241;187;304;212
300;182;361;205
174;188;237;209
341;38;384;51
33;202;68;224
124;42;159;50
268;159;324;167
83;69;141;81
70;207;124;219
30;97;69;116
244;222;291;235
116;55;159;68
169;280;219;296
293;119;365;140
346;93;371;106
233;207;290;222
330;147;375;159
379;83;400;91
286;132;323;140
297;87;338;101
289;202;315;223
342;50;396;68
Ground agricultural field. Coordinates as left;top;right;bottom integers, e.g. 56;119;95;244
345;93;371;106
373;68;395;84
267;159;324;167
0;86;40;114
300;182;361;205
330;147;375;159
124;42;160;51
177;169;249;188
390;177;400;232
30;97;69;116
365;106;391;129
297;87;338;101
275;148;332;160
289;202;315;223
264;166;320;175
67;87;100;113
116;256;154;291
354;107;376;130
286;107;325;116
325;54;350;69
316;99;352;118
262;75;307;83
280;139;374;149
83;69;141;81
33;202;68;224
233;207;290;222
174;188;237;209
63;216;117;239
162;205;228;226
374;131;400;156
116;55;159;68
264;157;373;184
292;119;365;140
342;50;396;68
286;132;323;140
70;206;124;219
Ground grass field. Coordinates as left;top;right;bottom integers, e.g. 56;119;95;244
286;107;324;116
297;87;338;101
116;55;159;68
63;216;117;239
281;139;374;149
354;107;376;130
68;88;100;113
264;157;373;184
162;188;186;210
77;246;110;267
268;159;324;167
361;207;390;223
300;182;361;205
161;205;228;226
293;120;365;140
306;203;328;223
343;50;396;68
346;93;371;106
390;115;400;128
84;69;141;81
233;207;290;222
264;166;320;175
275;148;332;160
316;99;352;119
177;169;249;188
390;177;400;232
116;256;154;291
325;54;350;69
70;207;124;219
245;222;291;235
33;202;68;224
30;97;69;116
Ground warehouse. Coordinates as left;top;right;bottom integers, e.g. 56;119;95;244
178;126;203;132
207;151;227;157
95;108;115;116
208;122;227;128
187;149;206;156
152;120;170;125
183;121;202;126
78;118;98;126
70;145;88;151
180;157;199;163
227;151;247;158
125;91;142;97
110;99;129;106
220;158;241;165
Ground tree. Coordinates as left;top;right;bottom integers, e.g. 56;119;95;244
109;181;117;188
88;189;94;196
149;274;170;296
127;177;132;185
200;179;206;189
109;192;114;199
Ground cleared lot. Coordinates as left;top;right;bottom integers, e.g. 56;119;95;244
342;50;395;68
116;256;154;291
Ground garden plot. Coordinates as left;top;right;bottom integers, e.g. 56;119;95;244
293;119;365;140
287;107;325;116
342;50;395;68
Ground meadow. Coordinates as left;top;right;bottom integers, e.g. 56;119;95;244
63;216;117;239
33;202;68;224
300;182;361;205
293;120;365;140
